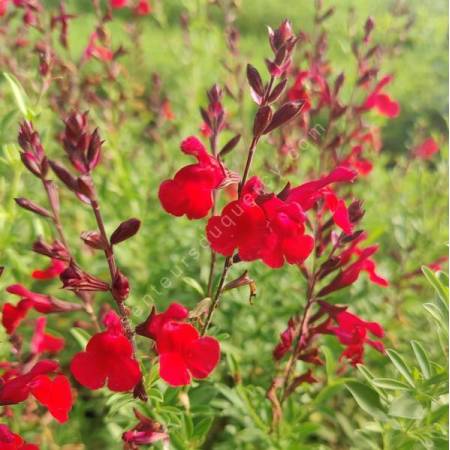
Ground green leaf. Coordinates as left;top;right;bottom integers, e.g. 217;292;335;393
423;303;448;331
322;346;336;382
182;276;204;296
386;349;415;387
345;381;387;420
3;73;34;120
422;266;449;307
410;340;432;379
371;378;411;391
388;394;425;420
70;328;91;349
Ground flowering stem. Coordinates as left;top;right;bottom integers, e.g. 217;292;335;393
41;178;100;332
89;196;147;401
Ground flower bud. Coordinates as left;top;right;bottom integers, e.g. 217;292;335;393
112;271;130;302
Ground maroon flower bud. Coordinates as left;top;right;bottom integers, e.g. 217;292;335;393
110;218;141;245
348;200;365;223
112;271;130;302
60;264;109;292
15;198;52;218
32;237;69;261
264;102;303;134
80;230;107;250
253;105;273;137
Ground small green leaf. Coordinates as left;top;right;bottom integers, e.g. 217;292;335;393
388;394;425;420
386;349;415;387
345;381;387;420
3;73;34;120
410;340;431;379
70;328;90;349
371;378;410;391
322;346;336;382
422;266;449;307
182;276;204;296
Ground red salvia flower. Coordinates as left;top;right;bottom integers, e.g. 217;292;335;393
2;300;31;335
136;302;188;340
70;310;141;392
273;318;296;360
0;360;73;423
135;0;151;16
325;310;384;366
159;136;227;219
341;145;374;176
31;258;66;280
413;137;439;160
30;317;65;355
362;75;400;118
0;424;39;450
258;195;314;268
110;0;127;8
0;0;7;17
84;32;113;62
139;303;220;386
206;177;267;261
156;322;220;386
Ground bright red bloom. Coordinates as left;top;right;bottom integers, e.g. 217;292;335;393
0;424;39;450
31;317;65;355
2;300;31;335
31;259;66;280
273;318;295;360
321;188;353;235
84;32;113;62
318;238;388;296
135;0;151;15
122;409;168;446
2;284;80;335
259;195;314;268
326;310;384;366
341;145;374;176
159;136;226;219
156;322;220;386
413;137;439;160
136;302;189;340
362;75;400;118
0;360;72;423
110;0;127;8
287;71;312;112
207;177;267;260
70;311;141;392
0;0;8;17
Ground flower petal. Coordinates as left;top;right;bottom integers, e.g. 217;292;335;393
159;352;191;386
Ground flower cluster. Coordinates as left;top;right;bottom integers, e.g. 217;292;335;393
137;303;221;386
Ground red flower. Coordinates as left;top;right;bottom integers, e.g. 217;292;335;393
139;304;220;387
206;177;267;260
2;300;31;335
341;145;374;176
159;136;226;219
318;239;388;296
413;137;439;160
362;75;400;118
31;259;66;280
134;0;151;16
259;195;314;268
110;0;127;8
0;360;72;423
136;302;188;340
287;71;312;112
207;177;315;268
122;409;168;446
84;32;113;62
326;310;384;366
321;188;353;235
30;317;65;355
273;318;295;360
0;0;8;17
156;322;220;386
2;285;80;335
0;424;39;450
70;311;141;392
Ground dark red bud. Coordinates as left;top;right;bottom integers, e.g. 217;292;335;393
219;134;241;158
263;101;303;134
110;218;141;245
80;230;108;250
253;105;273;137
15;198;52;218
112;271;130;302
268;79;287;103
49;160;78;191
76;175;95;199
